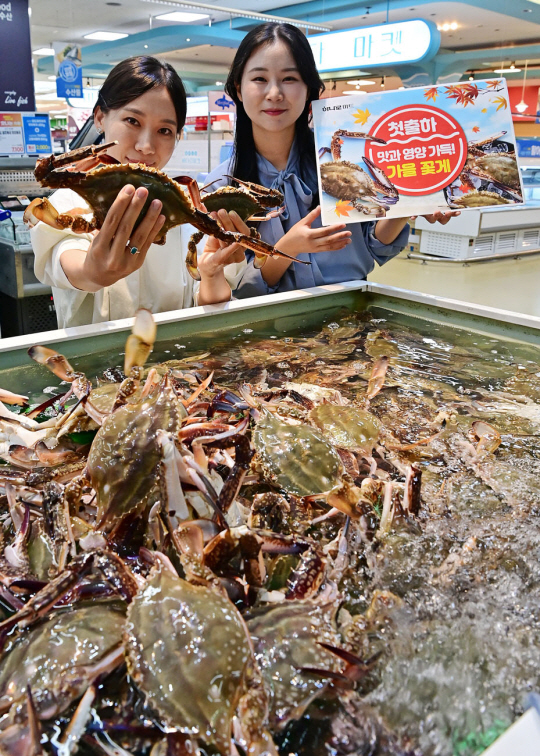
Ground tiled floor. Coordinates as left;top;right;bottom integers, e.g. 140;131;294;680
369;251;540;317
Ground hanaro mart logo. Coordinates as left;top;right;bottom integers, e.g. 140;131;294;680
366;105;467;195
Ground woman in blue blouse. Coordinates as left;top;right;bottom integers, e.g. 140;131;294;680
205;22;458;298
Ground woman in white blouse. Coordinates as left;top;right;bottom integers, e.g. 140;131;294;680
31;56;245;328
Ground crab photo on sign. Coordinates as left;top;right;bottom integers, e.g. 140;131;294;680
312;78;524;225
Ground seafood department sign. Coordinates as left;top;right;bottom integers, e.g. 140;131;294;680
312;79;524;224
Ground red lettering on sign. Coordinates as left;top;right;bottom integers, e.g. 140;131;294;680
367;105;467;196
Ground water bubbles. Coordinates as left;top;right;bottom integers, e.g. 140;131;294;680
243;328;253;334
174;344;186;349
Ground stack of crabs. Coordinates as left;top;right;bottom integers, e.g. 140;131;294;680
0;309;435;756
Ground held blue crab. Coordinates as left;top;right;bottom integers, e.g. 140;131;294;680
23;142;309;280
319;130;399;217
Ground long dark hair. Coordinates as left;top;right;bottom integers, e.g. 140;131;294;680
94;56;187;134
225;23;324;190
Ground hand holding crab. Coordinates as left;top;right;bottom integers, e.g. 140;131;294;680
59;183;166;292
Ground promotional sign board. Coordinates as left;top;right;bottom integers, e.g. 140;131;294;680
0;0;35;111
54;43;83;99
312;79;523;225
308;20;439;73
208;91;236;113
0;111;52;155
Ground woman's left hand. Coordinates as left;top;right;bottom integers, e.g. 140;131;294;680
412;210;461;225
198;209;249;278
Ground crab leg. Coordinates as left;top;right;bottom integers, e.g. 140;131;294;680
366;355;389;400
187;208;308;282
319;130;387;161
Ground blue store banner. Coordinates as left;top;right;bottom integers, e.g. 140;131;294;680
54;43;83;99
0;0;36;111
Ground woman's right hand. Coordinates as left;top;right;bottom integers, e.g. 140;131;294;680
275;206;352;258
62;185;165;292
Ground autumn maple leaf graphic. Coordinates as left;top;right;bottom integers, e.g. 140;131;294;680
444;83;479;107
486;80;501;89
353;108;370;125
334;200;353;218
491;95;508;111
424;87;439;103
472;126;480;133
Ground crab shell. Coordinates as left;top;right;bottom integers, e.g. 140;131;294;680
0;603;125;719
320;160;381;203
247;602;342;729
449;190;512;208
124;565;252;751
202;184;283;221
466;153;521;193
40;163;198;245
252;411;343;497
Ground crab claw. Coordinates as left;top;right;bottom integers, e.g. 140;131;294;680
23;197;95;234
34;141;118;182
124;308;157;375
0;388;28;407
362;158;399;205
27;346;77;382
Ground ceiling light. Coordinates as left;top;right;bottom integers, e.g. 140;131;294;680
398;86;405;90
215;81;223;85
510;62;516;70
186;37;191;41
380;76;385;88
515;60;529;114
33;48;55;56
469;75;474;81
144;44;149;48
139;0;331;32
342;90;368;95
493;67;521;73
83;31;129;40
156;10;209;20
450;22;458;30
346;80;376;86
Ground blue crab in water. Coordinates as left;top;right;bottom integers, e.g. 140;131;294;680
22;141;311;280
318;130;399;217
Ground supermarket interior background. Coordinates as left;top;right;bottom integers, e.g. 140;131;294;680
1;0;540;331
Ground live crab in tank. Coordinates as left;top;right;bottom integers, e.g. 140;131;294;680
318;130;399;217
23;142;309;280
0;305;539;755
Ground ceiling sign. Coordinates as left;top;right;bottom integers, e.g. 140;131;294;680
308;20;440;72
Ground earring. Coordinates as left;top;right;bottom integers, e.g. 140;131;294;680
96;126;102;134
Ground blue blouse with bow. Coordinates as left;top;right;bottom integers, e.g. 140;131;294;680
204;139;409;298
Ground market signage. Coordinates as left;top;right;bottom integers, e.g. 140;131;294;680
0;111;52;155
312;79;524;224
308;20;439;72
0;0;35;111
54;43;83;99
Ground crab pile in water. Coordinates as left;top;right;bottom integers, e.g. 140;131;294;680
0;307;539;756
